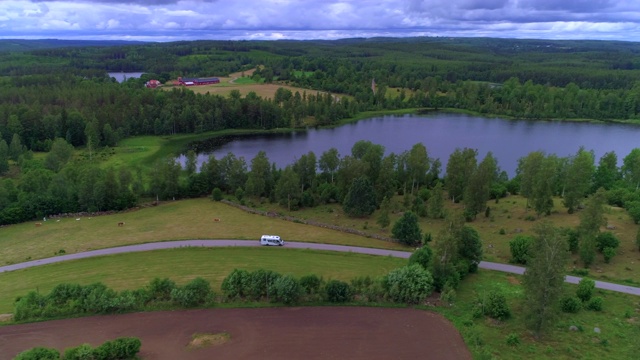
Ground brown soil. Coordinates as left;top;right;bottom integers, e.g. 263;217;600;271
0;307;471;360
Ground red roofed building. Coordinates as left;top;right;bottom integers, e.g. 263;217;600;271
145;79;162;88
178;76;220;86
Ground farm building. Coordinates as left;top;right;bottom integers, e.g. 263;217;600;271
177;76;220;86
145;79;162;88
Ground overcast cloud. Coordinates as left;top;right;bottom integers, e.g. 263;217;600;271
1;0;639;42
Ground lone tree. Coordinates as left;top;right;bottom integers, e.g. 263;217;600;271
392;211;423;246
522;220;569;339
578;188;607;267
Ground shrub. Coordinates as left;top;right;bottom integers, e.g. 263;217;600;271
147;277;177;302
14;290;47;321
440;283;457;305
171;277;212;307
299;274;323;295
576;278;595;302
77;283;117;313
595;232;620;253
560;296;582;313
47;283;82;306
484;290;511;320
562;227;580;254
64;344;94;360
383;264;434;304
221;269;251;299
603;247;616;263
499;228;506;235
247;269;282;300
509;235;533;264
93;337;142;360
272;275;301;305
14;347;60;360
235;187;244;201
408;246;433;270
324;280;352;303
586;296;604;311
211;187;223;201
506;333;520;346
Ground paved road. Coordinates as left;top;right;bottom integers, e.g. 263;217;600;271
1;240;638;296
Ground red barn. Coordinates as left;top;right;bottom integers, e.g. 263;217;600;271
178;76;220;86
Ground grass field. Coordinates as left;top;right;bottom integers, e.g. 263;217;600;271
441;270;640;360
0;247;406;313
0;198;408;266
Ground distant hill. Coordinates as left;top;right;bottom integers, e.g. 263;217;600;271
0;39;149;52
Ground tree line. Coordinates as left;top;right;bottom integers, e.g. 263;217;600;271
4;136;640;236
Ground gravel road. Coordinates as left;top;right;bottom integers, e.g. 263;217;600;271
1;240;638;296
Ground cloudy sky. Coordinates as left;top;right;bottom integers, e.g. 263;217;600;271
2;0;640;42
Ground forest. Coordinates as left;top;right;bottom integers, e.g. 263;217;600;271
1;37;640;228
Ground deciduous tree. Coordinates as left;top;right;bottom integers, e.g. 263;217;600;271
446;148;477;202
464;152;498;219
275;165;302;211
563;147;595;213
343;176;377;217
578;188;607;267
319;147;340;183
522;221;568;339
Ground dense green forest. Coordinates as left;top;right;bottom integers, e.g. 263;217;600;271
2;37;640;226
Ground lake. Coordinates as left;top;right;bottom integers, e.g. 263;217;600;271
108;72;144;83
181;113;640;177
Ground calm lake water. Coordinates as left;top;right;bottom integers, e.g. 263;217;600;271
108;72;144;83
182;113;640;177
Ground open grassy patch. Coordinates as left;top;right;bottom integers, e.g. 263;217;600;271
439;270;640;360
282;193;640;284
187;332;230;349
0;247;407;313
0;199;407;266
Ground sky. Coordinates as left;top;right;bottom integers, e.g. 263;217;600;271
1;0;640;42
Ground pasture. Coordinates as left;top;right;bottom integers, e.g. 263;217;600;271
0;247;406;313
0;198;408;266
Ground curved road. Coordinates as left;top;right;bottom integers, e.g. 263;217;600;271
1;240;638;296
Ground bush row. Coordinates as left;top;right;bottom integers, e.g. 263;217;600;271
14;277;212;322
14;337;141;360
15;265;436;322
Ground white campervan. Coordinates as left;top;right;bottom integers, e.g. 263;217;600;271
260;235;284;246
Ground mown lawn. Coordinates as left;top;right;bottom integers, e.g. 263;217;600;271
0;247;406;313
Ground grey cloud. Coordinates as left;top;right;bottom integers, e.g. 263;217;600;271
517;0;614;13
30;0;218;4
460;0;509;11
